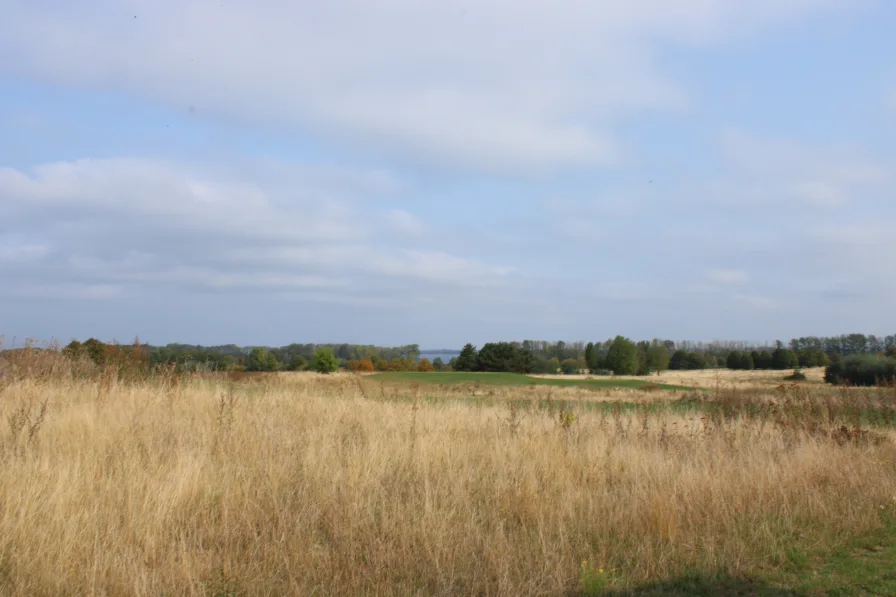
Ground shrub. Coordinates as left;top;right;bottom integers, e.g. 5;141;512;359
825;354;896;386
783;369;807;381
416;358;435;372
560;358;586;375
345;359;375;373
312;348;339;374
386;358;415;372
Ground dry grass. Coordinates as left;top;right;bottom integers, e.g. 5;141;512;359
535;367;828;389
1;360;895;596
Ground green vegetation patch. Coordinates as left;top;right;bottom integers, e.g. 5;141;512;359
369;371;693;391
584;512;896;596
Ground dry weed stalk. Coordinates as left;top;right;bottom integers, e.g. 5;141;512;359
0;351;894;596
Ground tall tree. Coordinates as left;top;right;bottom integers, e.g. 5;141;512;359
584;342;596;373
647;341;670;374
605;336;638;375
247;347;279;372
454;344;478;372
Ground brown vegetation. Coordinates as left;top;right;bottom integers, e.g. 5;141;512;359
0;349;895;596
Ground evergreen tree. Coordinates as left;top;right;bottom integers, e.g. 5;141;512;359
454;343;478;372
771;348;798;370
584;342;596;372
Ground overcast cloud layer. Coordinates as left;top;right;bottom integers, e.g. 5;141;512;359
1;0;894;347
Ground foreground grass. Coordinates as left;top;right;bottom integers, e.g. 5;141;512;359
371;370;694;391
0;365;895;596
593;511;896;596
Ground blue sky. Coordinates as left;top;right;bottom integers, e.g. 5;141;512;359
1;0;894;348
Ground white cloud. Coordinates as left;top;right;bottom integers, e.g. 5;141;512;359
385;209;426;237
6;283;124;300
0;244;49;264
715;129;888;207
0;0;857;173
0;157;516;298
706;269;750;285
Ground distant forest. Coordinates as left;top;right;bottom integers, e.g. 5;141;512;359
44;333;896;377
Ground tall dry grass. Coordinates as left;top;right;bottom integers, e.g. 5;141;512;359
0;357;895;596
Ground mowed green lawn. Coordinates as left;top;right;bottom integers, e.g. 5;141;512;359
369;371;693;391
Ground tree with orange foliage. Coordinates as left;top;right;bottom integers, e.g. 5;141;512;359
416;358;435;372
346;359;376;373
387;358;414;372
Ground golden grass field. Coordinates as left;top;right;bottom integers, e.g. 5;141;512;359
531;367;828;389
1;355;895;596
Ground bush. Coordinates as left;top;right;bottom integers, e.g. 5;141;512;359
312;349;339;374
386;358;415;372
560;358;587;375
345;359;375;373
783;369;807;381
417;358;435;372
825;355;896;386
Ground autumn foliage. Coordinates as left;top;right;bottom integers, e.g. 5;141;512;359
345;359;376;372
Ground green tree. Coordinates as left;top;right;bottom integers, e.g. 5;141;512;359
726;351;749;370
560;358;586;375
432;357;445;371
752;350;773;369
312;348;339;374
726;351;743;370
771;348;798;370
584;342;596;372
670;350;705;370
605;336;638;375
475;342;535;373
286;354;308;371
647;341;670;375
454;343;478;372
247;347;280;372
83;338;108;365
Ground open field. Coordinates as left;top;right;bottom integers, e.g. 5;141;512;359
370;371;694;391
1;357;896;596
532;368;828;390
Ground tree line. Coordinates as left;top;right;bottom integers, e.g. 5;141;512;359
54;333;896;383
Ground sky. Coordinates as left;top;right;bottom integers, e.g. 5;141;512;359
0;0;894;349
